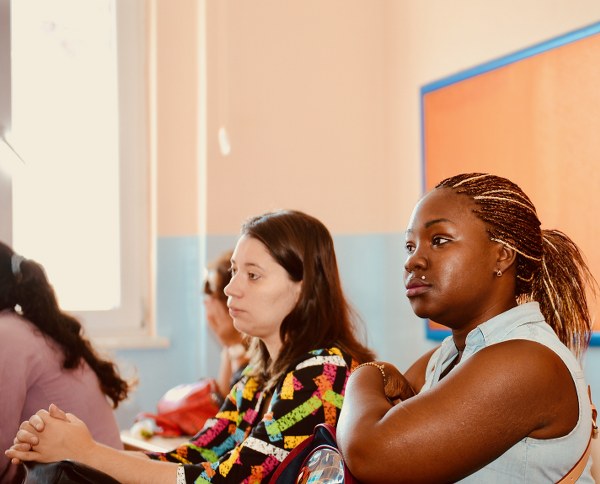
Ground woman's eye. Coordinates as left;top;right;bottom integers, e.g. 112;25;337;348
229;267;237;276
248;272;259;280
405;243;415;254
432;236;449;246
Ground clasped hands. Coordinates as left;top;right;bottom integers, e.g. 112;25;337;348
374;362;416;403
5;403;95;465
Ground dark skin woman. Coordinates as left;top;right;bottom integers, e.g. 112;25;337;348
337;173;596;483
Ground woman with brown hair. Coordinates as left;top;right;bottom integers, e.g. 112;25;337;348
7;209;375;483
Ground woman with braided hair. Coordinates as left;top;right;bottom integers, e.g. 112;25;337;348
0;241;131;483
337;173;596;482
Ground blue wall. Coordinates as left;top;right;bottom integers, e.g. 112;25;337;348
114;232;600;428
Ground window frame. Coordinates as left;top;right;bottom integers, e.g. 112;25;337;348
0;0;160;348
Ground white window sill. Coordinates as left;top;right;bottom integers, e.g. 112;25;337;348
93;334;171;351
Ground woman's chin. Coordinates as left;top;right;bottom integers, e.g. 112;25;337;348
409;303;431;320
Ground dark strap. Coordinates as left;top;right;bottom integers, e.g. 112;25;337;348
24;460;121;484
556;385;597;483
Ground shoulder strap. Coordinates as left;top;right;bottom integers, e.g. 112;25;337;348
556;385;597;483
268;431;316;483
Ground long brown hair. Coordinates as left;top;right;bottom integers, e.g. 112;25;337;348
0;242;132;407
436;173;596;357
240;210;375;389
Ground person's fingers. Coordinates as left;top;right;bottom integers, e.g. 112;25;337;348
30;418;43;432
16;420;39;445
9;442;31;452
18;420;36;432
49;403;68;420
32;409;51;429
15;429;39;446
64;412;82;425
5;446;41;463
213;300;232;319
206;314;218;331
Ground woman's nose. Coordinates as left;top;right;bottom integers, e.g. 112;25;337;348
224;276;239;298
404;248;427;273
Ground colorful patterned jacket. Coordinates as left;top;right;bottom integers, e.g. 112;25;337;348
148;347;355;483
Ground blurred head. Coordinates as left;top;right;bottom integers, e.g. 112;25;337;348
0;241;21;311
204;250;233;303
0;241;52;315
203;249;245;348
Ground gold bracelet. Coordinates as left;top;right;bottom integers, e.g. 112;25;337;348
354;361;386;385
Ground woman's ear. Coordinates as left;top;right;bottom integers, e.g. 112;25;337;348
496;243;517;274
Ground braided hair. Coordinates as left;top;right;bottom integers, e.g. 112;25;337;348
436;173;596;357
0;242;131;407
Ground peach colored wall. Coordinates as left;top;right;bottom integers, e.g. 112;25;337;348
153;0;200;237
204;1;392;235
155;0;600;237
117;0;600;428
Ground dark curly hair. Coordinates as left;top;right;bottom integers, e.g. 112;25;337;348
0;241;131;407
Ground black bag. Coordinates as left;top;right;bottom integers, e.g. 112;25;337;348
23;460;121;484
268;423;359;484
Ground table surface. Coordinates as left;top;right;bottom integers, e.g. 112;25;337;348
120;430;190;453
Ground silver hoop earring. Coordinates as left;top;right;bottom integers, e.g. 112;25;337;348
496;269;502;277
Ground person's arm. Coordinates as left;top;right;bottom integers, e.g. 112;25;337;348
336;340;579;483
402;346;438;393
215;345;248;398
216;347;234;398
204;297;248;397
175;348;352;482
10;377;246;483
0;321;42;482
145;379;243;474
591;436;600;482
5;406;179;484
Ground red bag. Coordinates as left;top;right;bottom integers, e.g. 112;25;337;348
136;379;222;437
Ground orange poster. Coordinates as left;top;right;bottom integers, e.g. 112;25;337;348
421;22;600;344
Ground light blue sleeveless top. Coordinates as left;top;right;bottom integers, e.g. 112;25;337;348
421;302;594;483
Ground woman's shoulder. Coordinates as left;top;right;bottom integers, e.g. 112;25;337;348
0;312;61;369
0;309;22;325
275;347;353;395
0;311;39;342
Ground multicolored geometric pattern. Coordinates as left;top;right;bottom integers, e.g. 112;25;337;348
148;347;355;483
